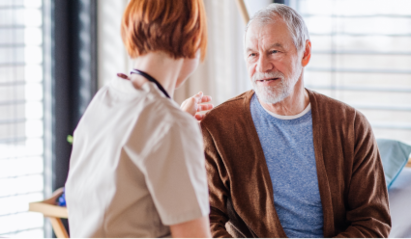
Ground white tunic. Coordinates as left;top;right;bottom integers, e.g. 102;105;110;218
65;76;209;237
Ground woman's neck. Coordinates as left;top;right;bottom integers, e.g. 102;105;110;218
131;52;183;98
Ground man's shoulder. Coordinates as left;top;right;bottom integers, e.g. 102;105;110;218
201;90;253;126
309;89;355;112
308;89;370;128
308;89;360;117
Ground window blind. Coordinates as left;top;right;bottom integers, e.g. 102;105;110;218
290;0;411;144
0;0;45;237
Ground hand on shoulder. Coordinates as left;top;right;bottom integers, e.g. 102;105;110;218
181;92;213;121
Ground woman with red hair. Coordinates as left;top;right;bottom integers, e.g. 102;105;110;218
65;0;212;237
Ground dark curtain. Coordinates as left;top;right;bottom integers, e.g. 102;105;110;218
51;0;98;236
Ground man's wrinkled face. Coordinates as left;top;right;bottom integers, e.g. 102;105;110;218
245;17;303;104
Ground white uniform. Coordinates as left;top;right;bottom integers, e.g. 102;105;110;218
65;77;209;237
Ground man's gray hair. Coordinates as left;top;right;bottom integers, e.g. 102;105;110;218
246;4;310;52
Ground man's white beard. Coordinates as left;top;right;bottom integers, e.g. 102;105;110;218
252;66;302;104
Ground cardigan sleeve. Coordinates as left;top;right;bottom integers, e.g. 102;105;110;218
335;111;391;238
201;124;233;238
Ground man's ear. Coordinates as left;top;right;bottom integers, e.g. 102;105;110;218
301;40;311;67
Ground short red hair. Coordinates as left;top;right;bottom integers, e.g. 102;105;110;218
121;0;207;61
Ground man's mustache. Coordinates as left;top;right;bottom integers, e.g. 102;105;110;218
252;71;285;82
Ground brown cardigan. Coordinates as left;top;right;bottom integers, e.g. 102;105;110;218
200;90;391;238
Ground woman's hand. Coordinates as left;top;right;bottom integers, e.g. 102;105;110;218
181;92;213;121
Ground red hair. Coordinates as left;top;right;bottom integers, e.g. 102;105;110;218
121;0;208;61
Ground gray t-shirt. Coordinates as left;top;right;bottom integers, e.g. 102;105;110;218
250;94;324;238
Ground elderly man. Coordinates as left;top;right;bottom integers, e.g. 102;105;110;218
200;4;391;238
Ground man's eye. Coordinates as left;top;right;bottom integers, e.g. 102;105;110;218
249;53;256;57
271;50;278;54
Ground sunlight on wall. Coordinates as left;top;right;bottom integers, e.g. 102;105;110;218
0;0;45;237
292;0;411;144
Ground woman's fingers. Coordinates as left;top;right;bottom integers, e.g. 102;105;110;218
193;92;204;102
181;91;213;119
196;104;213;112
199;95;212;103
191;92;212;103
194;114;205;121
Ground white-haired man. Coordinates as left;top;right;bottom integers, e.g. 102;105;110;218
201;4;391;238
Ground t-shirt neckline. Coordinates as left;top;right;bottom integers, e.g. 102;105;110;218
258;96;311;120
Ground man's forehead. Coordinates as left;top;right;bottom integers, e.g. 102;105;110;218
248;16;286;32
245;18;293;48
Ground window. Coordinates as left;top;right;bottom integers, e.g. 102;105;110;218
290;0;411;144
0;0;46;237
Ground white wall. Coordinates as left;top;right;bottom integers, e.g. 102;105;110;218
245;0;273;18
97;0;131;88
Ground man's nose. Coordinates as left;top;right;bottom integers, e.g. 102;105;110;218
256;54;273;73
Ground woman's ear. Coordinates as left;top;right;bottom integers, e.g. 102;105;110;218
301;40;312;67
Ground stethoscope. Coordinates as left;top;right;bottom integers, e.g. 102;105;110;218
128;69;171;99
